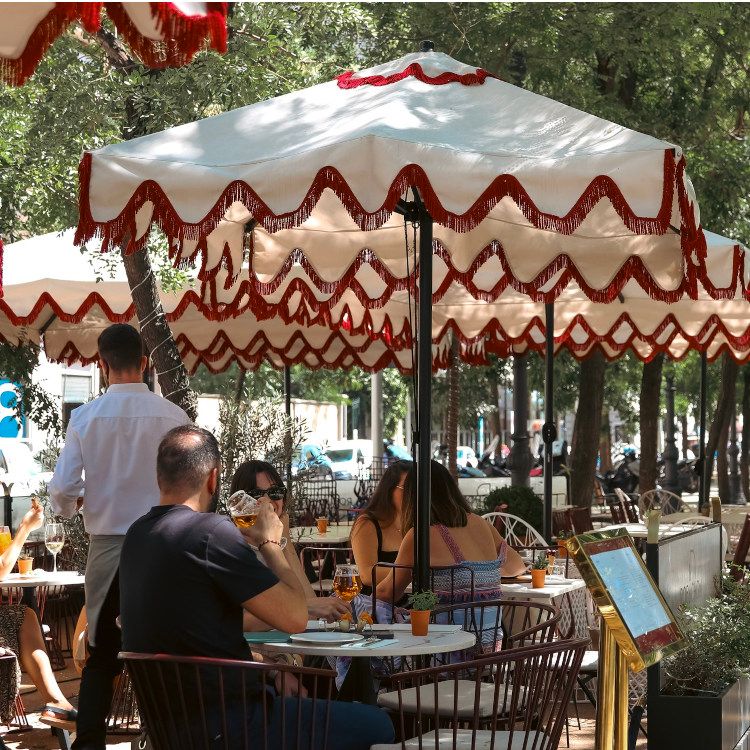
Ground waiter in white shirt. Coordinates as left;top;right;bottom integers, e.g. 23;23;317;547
50;324;190;750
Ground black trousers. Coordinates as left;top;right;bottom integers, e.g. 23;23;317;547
72;571;121;750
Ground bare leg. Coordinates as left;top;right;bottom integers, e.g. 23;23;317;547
17;606;73;711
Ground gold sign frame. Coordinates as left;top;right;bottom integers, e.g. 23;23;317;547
567;528;685;672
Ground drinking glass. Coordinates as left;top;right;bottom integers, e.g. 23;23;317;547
45;523;65;574
0;526;11;554
332;564;362;602
227;491;287;550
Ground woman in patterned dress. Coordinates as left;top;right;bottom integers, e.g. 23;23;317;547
0;499;76;727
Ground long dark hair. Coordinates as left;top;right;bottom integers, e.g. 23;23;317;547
362;460;411;526
231;460;286;495
401;460;470;534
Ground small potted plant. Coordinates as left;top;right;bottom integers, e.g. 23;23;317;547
531;552;549;588
557;530;572;558
407;590;440;636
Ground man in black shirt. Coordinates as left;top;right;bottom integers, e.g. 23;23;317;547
120;425;394;749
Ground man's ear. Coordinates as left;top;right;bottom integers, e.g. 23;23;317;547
207;467;219;496
139;355;148;374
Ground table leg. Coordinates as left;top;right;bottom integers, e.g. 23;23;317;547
337;656;377;704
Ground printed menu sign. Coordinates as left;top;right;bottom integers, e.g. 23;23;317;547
569;529;685;671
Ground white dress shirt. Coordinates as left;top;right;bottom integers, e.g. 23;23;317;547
49;383;191;535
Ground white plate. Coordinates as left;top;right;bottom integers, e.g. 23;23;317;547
290;632;364;645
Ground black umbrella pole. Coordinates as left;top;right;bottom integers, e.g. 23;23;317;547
698;352;708;510
415;202;433;593
284;366;292;489
543;303;555;543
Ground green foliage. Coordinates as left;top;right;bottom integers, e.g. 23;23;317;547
407;589;440;611
531;552;549;570
484;485;542;534
663;573;750;696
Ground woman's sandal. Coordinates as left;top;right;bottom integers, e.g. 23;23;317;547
39;705;77;728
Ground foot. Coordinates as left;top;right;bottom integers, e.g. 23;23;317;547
41;704;77;722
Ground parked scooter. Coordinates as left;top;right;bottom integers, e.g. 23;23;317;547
597;447;640;494
478;436;512;477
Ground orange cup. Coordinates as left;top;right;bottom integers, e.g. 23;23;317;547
18;557;33;575
316;517;328;534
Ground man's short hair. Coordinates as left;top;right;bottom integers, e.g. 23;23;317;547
157;426;221;495
97;324;144;373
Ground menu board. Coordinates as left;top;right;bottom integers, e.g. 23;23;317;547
568;529;685;671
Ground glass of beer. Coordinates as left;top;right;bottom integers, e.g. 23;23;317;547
332;564;362;603
45;522;65;574
0;526;10;554
227;491;287;550
316;517;328;534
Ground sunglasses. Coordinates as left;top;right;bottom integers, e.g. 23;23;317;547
247;486;287;502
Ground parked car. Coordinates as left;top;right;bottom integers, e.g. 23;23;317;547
0;439;52;496
325;440;374;480
291;443;333;478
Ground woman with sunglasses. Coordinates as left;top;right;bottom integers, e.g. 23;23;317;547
230;460;350;623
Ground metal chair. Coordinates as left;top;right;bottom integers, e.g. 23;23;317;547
613;488;641;523
638;488;688;516
568;506;593;534
481;512;548;547
121;652;339;750
606;496;629;525
373;639;588;749
297;475;341;524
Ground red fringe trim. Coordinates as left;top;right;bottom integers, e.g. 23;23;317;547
76;149;706;303
0;3;99;86
105;2;227;69
0;2;227;86
336;63;498;89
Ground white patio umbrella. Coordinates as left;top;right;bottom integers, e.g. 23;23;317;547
0;230;455;374
74;47;710;583
0;2;228;86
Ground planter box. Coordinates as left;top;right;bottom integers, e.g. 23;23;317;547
649;677;750;750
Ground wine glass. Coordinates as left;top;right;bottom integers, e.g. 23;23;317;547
332;564;362;603
45;523;65;574
227;491;287;550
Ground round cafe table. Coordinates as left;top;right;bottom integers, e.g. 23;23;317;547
290;524;352;546
0;570;85;609
249;624;475;704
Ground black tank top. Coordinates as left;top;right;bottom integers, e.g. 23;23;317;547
359;516;398;597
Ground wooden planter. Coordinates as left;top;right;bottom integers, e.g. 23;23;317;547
649;677;750;750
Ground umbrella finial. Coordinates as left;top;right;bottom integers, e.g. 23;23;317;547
420;40;435;53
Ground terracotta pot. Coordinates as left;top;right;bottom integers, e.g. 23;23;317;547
410;609;430;636
530;569;547;589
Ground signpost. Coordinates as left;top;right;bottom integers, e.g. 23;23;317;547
567;529;686;750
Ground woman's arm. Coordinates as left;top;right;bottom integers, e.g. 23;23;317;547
350;517;379;587
0;499;43;580
280;513;316;598
375;529;414;603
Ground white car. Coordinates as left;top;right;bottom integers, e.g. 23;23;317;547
325;440;374;480
0;439;53;529
456;446;478;469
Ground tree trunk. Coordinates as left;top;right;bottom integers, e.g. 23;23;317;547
569;351;606;507
706;353;739;498
446;339;460;480
234;370;246;403
639;355;664;495
681;413;689;460
742;368;750;502
121;247;198;421
718;419;730;503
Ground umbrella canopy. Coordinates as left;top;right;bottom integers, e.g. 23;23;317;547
0;230;456;374
76;49;707;305
201;231;749;363
0;2;227;86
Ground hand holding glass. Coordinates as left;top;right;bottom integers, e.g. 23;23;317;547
228;491;287;550
45;523;65;574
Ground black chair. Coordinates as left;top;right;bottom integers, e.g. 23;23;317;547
299;546;355;595
297;476;340;524
122;652;340;750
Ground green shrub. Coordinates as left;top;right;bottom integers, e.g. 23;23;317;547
484;485;543;534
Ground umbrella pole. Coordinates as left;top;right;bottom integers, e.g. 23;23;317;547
698;352;708;510
543;303;556;543
284;366;292;490
415;196;433;592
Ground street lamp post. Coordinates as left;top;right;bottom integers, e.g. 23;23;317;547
508;354;533;487
662;373;681;497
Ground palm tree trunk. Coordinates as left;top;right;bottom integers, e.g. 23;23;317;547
569;351;606;507
639;354;664;494
706;353;739;498
742;368;750;502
